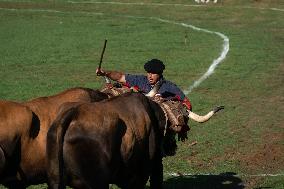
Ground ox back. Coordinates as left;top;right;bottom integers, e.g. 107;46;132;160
0;88;108;188
47;92;167;189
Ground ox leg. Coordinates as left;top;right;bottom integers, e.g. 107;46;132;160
0;146;5;173
149;154;163;189
4;182;26;189
121;179;147;189
69;177;109;189
0;146;26;189
118;172;148;189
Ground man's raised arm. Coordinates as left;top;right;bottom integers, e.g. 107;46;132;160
96;68;126;84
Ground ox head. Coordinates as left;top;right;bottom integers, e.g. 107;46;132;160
148;98;190;156
150;97;224;156
159;100;190;140
161;104;224;156
145;82;224;155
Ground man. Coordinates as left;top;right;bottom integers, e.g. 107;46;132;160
96;58;192;110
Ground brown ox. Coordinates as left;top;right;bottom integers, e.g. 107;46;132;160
47;93;167;189
46;92;223;189
0;87;108;188
0;101;39;187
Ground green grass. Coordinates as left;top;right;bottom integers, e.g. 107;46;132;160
0;0;283;188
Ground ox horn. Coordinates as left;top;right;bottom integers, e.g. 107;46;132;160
188;106;224;123
145;80;163;97
104;76;111;84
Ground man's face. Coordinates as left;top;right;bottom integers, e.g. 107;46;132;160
147;72;160;85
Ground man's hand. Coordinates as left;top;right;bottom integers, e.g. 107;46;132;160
96;69;126;84
96;68;106;76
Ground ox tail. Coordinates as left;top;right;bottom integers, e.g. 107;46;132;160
46;107;78;189
188;106;224;123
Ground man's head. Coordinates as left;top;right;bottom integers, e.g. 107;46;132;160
144;59;165;85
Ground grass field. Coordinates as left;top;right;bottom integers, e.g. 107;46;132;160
0;0;283;188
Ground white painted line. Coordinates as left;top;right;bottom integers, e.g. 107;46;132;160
142;17;229;94
68;1;284;12
68;1;203;7
0;7;104;15
1;0;283;12
185;29;229;94
270;8;284;12
240;6;284;12
166;172;284;177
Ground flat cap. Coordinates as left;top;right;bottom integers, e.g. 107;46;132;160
144;59;165;74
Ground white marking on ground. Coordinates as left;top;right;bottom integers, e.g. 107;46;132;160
166;172;284;177
240;6;284;12
68;1;203;7
0;7;104;15
142;17;230;94
68;1;284;12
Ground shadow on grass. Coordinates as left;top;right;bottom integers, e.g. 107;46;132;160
161;172;245;189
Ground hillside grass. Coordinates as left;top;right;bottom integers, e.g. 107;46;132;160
0;0;283;188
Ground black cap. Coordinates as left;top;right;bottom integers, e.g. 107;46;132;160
144;59;165;74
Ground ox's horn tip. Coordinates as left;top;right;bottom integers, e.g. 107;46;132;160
213;106;224;113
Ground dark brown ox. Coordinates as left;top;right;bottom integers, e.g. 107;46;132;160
0;87;108;188
46;92;176;189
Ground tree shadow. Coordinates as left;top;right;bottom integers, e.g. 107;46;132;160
162;172;245;189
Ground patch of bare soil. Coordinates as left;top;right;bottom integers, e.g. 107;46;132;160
237;62;284;170
241;144;284;188
241;141;284;173
236;129;283;188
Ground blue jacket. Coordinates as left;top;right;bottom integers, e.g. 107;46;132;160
125;74;185;100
